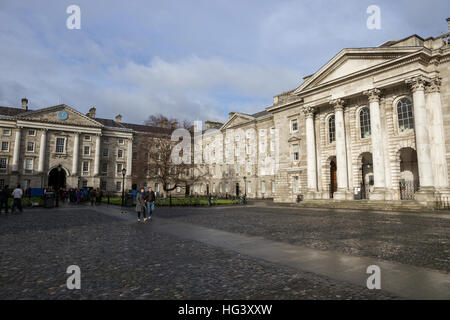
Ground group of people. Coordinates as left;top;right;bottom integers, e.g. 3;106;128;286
88;188;103;206
0;184;25;215
135;187;156;223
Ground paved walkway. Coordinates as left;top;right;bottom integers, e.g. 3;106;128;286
94;205;450;300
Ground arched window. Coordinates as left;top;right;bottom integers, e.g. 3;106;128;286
359;107;371;139
328;115;336;143
397;98;414;132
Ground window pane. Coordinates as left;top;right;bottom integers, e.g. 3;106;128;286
329;116;336;143
397;98;414;132
360;107;371;139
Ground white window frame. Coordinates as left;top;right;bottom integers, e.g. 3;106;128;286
292;144;299;162
25;158;33;170
84;135;91;141
1;141;9;152
118;149;124;158
0;158;7;169
2;129;11;136
55;137;66;154
84;145;91;156
117;163;123;174
82;161;89;173
26;141;35;152
103;148;109;157
291;119;298;133
28;129;36;136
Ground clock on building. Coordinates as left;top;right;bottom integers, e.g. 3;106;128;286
57;110;68;120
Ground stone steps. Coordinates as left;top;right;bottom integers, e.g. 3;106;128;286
295;200;433;212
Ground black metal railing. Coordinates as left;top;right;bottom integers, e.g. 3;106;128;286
435;196;450;210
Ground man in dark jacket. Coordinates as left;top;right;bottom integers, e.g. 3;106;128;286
144;187;156;220
0;185;9;215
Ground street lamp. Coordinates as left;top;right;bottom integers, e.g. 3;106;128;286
243;176;247;197
121;168;127;206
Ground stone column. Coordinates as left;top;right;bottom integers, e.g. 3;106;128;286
426;77;449;193
330;99;351;200
406;76;435;202
93;134;101;176
127;139;133;177
72;133;80;175
12;127;22;172
364;89;386;200
302;106;318;197
38;129;47;172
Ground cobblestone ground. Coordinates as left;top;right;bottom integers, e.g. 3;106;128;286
156;206;450;273
0;207;396;300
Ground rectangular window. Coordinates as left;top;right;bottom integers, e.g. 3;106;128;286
0;158;7;169
55;138;65;153
272;181;275;194
24;179;31;189
119;139;124;145
84;146;90;155
155;183;159;192
219;183;223;193
27;142;35;152
291;119;298;132
292;144;299;161
28;129;36;136
2;129;11;136
84;135;91;141
82;161;89;172
100;180;107;191
0;179;4;188
25;158;33;170
82;180;88;188
261;181;266;194
118;149;123;158
117;163;123;173
101;163;108;174
103;148;109;157
1;141;9;151
225;183;229;193
293;176;299;194
103;137;109;143
248;181;252;194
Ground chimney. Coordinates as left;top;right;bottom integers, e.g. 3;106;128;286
447;17;450;33
86;107;96;118
115;114;122;123
21;98;28;110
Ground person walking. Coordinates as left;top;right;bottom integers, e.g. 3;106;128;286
145;187;156;221
0;185;9;215
136;188;146;223
89;188;96;206
76;189;82;205
11;184;23;214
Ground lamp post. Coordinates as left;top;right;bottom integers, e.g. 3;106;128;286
243;176;247;203
121;168;127;206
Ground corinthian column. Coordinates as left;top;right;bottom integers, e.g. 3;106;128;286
38;129;47;172
302;106;318;195
426;77;449;192
330;99;350;200
72;133;80;175
406;76;435;202
363;89;386;200
93;134;101;176
12;127;22;172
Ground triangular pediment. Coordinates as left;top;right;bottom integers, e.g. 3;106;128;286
16;104;103;127
293;47;422;94
220;113;255;131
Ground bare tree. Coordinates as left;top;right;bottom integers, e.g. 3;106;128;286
146;135;205;197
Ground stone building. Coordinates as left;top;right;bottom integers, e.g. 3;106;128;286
0;102;170;194
197;19;450;206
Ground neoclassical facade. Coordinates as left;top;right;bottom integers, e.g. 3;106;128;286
0;103;170;194
197;20;450;206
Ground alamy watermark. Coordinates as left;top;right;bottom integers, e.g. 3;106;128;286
367;5;381;30
366;265;381;290
66;5;81;30
66;265;81;290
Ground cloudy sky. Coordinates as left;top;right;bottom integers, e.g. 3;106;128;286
0;0;449;124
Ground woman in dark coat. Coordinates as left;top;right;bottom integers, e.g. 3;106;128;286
135;188;146;223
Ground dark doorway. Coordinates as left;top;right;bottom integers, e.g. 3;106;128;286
185;185;190;196
206;184;210;195
48;166;66;190
236;183;240;197
330;160;337;199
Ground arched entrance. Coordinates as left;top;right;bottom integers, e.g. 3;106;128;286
48;165;67;190
330;159;337;199
236;183;240;197
399;147;419;200
360;153;373;200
